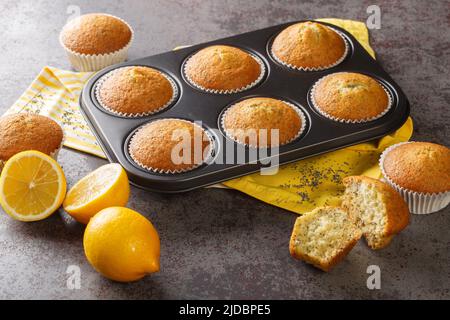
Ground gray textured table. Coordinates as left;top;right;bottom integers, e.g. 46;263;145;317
0;0;449;299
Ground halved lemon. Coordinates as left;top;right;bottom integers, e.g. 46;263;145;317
63;163;130;224
0;150;67;221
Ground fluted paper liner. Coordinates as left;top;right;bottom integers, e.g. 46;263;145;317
95;66;179;118
379;141;450;214
59;14;134;72
128;119;214;174
220;100;307;148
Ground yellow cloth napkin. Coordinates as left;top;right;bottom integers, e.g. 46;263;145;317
5;18;413;215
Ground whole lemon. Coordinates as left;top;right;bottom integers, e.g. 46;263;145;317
83;207;160;282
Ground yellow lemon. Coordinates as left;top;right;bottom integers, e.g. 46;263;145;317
0;150;66;221
83;207;160;282
63;163;130;224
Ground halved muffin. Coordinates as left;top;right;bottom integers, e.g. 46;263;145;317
184;45;264;93
342;176;410;249
222;97;304;147
129;119;211;173
271;21;347;70
96;66;176;117
289;206;362;272
0;113;64;170
311;72;390;122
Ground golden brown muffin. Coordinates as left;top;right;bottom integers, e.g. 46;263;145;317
272;21;346;69
289;206;361;272
0;114;64;162
184;45;263;92
97;66;175;116
382;142;450;194
342;176;410;250
60;13;132;55
312;72;390;122
129;119;211;173
222;97;303;147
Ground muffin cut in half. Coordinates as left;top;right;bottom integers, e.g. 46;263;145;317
380;141;450;214
184;45;264;93
271;21;347;70
0;113;64;170
96;66;177;117
222;97;304;147
311;72;391;122
289;206;362;272
129;119;211;173
342;176;410;249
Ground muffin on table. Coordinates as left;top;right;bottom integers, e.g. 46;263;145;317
60;13;133;71
311;72;391;123
129;119;211;173
184;45;265;93
0;113;64;170
221;97;305;148
380;141;450;214
271;21;347;70
96;66;177;117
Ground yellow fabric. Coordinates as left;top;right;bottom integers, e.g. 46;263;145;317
5;18;413;215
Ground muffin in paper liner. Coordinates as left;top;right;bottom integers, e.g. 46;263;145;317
128;119;214;174
220;99;307;148
183;51;266;95
95;66;179;118
59;14;134;72
0;115;65;172
309;73;393;124
270;26;349;72
379;142;450;214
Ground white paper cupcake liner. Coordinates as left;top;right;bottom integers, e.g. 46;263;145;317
95;66;179;118
220;100;307;148
59;14;134;72
379;141;450;214
128;118;215;174
309;73;393;123
183;51;266;94
270;26;349;71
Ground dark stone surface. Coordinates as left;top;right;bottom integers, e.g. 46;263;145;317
0;0;448;299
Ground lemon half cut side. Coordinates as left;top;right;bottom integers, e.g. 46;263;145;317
0;150;67;222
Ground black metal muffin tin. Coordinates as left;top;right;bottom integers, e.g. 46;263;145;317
80;20;410;193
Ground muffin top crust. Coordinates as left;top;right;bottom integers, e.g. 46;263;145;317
184;45;263;92
97;66;175;116
222;97;303;147
271;21;346;69
382;142;450;194
312;72;390;121
129;119;211;173
0;114;63;161
60;13;132;55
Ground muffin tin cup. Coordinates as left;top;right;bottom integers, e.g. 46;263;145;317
183;52;266;94
270;27;349;72
59;14;134;72
94;67;179;118
128;119;215;174
309;73;393;123
379;142;450;214
220;100;308;148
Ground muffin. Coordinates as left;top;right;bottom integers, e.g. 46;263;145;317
96;66;177;117
0;114;64;170
311;72;391;122
60;13;133;71
271;21;347;70
222;97;305;147
380;141;450;214
129;119;211;173
184;45;264;93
